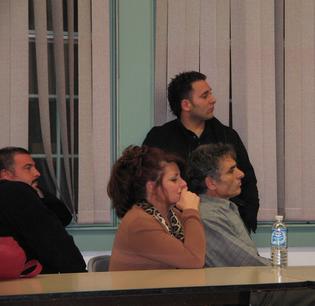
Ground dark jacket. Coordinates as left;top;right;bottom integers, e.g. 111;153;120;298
0;180;86;274
143;117;259;233
40;189;72;227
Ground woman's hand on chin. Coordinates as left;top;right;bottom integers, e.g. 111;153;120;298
176;188;200;211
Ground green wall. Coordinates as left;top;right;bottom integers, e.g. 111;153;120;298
68;222;315;251
67;0;315;252
117;0;154;153
254;223;315;248
67;0;155;252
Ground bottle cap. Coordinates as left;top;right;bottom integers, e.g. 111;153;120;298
275;215;283;221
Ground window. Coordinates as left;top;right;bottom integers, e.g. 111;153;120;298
28;0;114;224
29;0;79;212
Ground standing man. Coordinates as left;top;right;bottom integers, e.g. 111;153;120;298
143;71;259;233
0;146;86;273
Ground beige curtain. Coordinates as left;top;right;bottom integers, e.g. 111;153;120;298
33;0;58;199
155;0;230;125
231;0;278;220
51;0;74;206
0;0;28;148
33;0;74;216
200;0;230;125
155;0;278;220
78;0;111;223
284;0;315;220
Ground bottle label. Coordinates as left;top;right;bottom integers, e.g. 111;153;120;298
271;228;287;247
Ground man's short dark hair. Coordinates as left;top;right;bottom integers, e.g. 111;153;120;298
168;71;206;118
0;147;30;172
187;143;236;195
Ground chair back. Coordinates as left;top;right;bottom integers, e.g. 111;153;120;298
87;255;111;272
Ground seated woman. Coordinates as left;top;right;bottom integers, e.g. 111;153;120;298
108;145;206;271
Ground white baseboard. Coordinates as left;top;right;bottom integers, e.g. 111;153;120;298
258;247;315;266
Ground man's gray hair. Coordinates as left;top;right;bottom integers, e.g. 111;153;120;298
187;143;236;195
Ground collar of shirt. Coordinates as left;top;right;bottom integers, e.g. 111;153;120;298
175;118;217;142
200;194;239;213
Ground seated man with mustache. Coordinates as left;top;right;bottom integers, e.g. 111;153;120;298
0;146;86;274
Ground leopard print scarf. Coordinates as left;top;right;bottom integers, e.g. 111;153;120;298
137;201;184;241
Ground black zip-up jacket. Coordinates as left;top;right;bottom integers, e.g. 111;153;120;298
143;117;259;233
0;180;86;273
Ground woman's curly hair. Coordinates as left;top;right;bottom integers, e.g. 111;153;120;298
107;145;184;218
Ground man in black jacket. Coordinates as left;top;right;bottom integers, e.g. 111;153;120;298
0;146;86;273
143;71;259;233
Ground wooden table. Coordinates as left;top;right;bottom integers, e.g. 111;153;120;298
281;265;315;282
0;266;310;306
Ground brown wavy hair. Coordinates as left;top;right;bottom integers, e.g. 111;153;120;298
107;145;184;218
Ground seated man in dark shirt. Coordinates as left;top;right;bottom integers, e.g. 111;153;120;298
0;146;86;274
143;71;259;233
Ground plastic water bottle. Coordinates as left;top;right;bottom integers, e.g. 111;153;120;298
271;215;288;267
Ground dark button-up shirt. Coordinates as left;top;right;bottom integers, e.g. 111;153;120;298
143;117;259;233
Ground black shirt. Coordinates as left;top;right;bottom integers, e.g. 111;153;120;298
143;117;259;233
0;180;86;274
